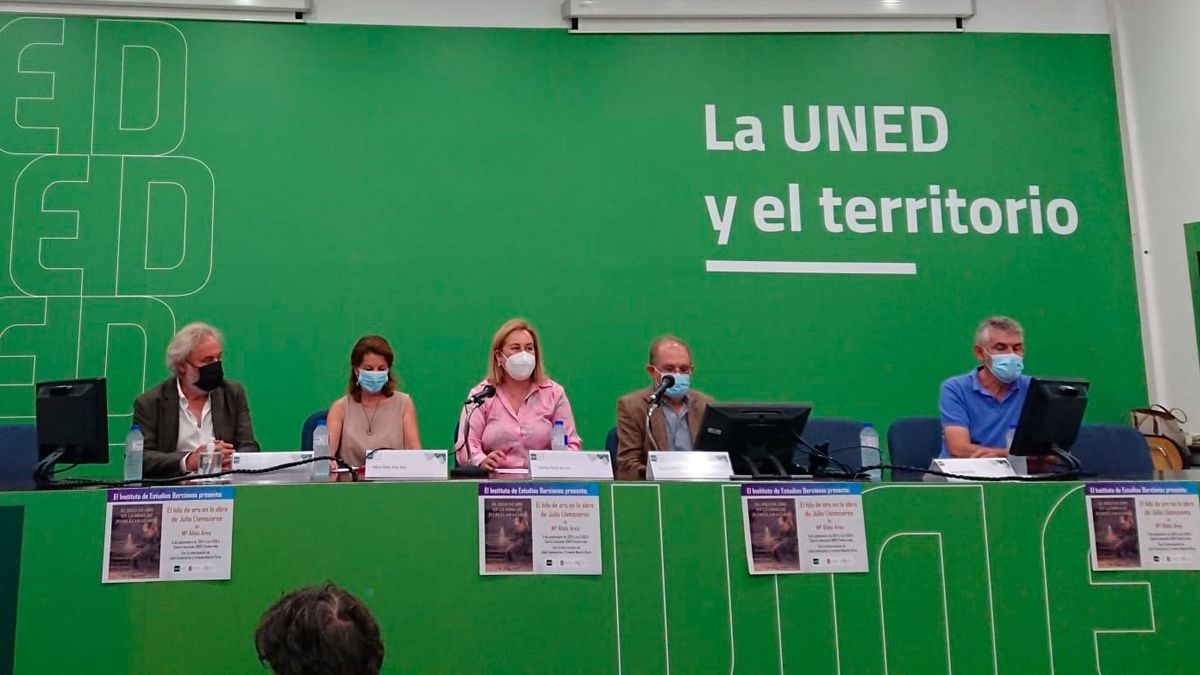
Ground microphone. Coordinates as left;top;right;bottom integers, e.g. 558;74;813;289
464;384;496;406
646;375;675;404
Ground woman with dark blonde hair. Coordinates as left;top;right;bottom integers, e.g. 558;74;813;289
326;335;422;467
455;318;581;471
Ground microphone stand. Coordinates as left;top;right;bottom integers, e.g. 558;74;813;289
646;400;662;453
450;387;495;479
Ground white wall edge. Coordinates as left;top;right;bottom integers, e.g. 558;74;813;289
0;2;302;21
298;0;1110;32
1106;1;1159;406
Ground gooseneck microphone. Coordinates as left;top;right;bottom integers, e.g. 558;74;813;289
645;375;676;453
464;384;496;406
451;384;497;479
646;375;675;405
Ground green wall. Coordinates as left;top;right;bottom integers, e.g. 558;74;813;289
0;481;1196;673
0;16;1144;468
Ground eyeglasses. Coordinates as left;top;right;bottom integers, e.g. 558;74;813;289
653;365;694;375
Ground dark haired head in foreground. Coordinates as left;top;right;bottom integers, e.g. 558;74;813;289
255;583;384;675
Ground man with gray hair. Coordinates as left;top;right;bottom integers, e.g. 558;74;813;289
939;316;1031;458
133;321;259;477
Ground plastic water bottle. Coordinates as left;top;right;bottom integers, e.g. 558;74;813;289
198;441;221;478
123;425;143;481
312;420;330;478
551;419;568;451
1005;424;1017;452
860;423;881;482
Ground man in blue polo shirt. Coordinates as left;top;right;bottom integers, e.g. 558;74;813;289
939;316;1031;458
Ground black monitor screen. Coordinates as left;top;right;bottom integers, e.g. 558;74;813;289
695;403;812;474
1010;377;1089;457
35;378;109;465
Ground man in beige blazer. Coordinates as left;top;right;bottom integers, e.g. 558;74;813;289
615;335;714;480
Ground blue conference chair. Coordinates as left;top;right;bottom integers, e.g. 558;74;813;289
1068;424;1153;480
0;424;38;491
299;410;328;451
605;427;618;467
798;417;864;474
887;417;943;482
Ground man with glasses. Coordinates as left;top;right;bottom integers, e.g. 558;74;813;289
615;335;715;480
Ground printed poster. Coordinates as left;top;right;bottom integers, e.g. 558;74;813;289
742;483;868;575
102;487;234;583
478;483;601;575
1087;482;1200;571
745;497;801;572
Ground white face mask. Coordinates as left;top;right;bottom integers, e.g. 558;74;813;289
503;351;536;381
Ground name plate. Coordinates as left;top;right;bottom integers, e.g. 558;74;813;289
926;457;1017;482
646;451;732;481
528;451;614;480
230;451;313;470
365;450;449;481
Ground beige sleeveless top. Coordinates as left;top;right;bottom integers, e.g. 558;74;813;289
337;392;410;466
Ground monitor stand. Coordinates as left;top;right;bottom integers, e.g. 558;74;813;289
1010;444;1082;478
32;448;65;488
1048;444;1083;476
730;447;794;481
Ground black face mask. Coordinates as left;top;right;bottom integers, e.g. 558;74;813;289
189;360;224;392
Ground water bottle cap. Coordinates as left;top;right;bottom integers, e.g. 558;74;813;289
553;419;565;426
863;422;874;429
1008;424;1017;429
317;419;326;426
130;424;139;431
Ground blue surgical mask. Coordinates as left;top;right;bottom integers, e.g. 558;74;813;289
664;373;690;400
987;353;1023;384
357;369;389;393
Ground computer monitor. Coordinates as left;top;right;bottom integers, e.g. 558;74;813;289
35;378;109;483
695;402;813;478
1009;377;1089;467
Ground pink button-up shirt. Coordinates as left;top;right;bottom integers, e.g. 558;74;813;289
455;378;582;469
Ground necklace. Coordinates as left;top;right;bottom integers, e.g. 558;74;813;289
361;398;381;435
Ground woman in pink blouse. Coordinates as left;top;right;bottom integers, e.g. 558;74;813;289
455;318;582;470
